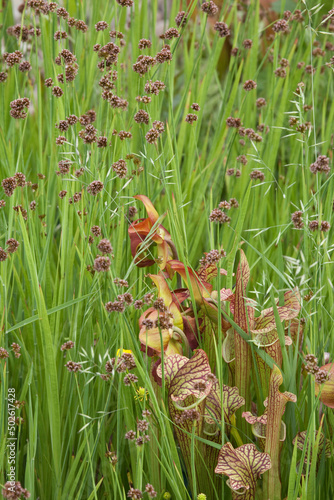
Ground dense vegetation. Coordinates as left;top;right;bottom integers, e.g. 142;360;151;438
0;0;333;499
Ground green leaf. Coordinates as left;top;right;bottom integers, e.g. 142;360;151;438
5;293;93;333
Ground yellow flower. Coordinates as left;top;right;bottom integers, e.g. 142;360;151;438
135;387;148;401
116;348;132;357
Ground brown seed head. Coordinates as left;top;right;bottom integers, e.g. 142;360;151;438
138;39;152;50
155;45;172;64
10;98;30;119
124;373;138;385
315;369;330;384
75;20;88;32
250;170;265;181
145;483;157;498
291;211;304;229
243;79;257;91
145;128;160;144
97;136;108;148
58;190;67;199
191;103;200;111
134;110;150;124
175;11;188;28
87;180;104;196
2;481;30;499
308;220;319;231
91;226;102;237
256;97;266;108
185;113;198;124
213;21;230;37
2;177;17;197
209;209;231;223
243;39;253;49
61;341;74;351
226;117;241;128
52;86;63;97
133;55;156;75
56;136;66;145
95;21;108;31
44;78;53;87
310;155;330;174
94;255;111;272
105;301;125;313
152;120;164;133
116;0;133;6
65;361;82;372
6;238;19;253
118;130;132;140
144;80;165;95
274;67;287;78
19;61;32;72
273;19;289;33
320;221;330;232
0;248;8;261
201;1;219;16
97;238;113;255
112;159;128;178
163;28;180;39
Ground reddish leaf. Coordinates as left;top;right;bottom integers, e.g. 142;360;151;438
172;288;190;304
169;349;213;404
197;262;218;283
134;194;161;225
128;218;156;266
206;381;244;425
156;353;188;387
182;315;199;350
168;260;212;304
128;196;174;271
242;411;268;425
215;442;271;498
220;288;234;301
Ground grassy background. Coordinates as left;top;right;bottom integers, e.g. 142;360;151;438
0;0;333;498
